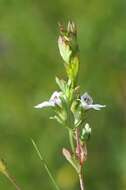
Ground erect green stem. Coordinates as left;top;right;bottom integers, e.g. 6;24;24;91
68;129;75;153
66;99;75;153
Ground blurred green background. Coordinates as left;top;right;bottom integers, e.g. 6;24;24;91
0;0;126;189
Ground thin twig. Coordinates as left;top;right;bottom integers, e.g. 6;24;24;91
3;170;21;190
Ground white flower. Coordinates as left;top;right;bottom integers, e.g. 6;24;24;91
80;92;106;110
34;91;62;109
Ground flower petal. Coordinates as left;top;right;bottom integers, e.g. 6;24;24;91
88;104;106;110
81;92;93;105
50;91;61;100
34;101;54;108
50;91;62;106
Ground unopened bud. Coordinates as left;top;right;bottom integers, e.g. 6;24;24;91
81;123;91;141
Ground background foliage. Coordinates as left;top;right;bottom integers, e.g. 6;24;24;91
0;0;126;189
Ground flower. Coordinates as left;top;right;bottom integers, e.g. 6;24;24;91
80;92;106;110
34;91;62;109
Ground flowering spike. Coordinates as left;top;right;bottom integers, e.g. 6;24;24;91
34;21;106;190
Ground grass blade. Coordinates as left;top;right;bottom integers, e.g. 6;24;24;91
31;139;61;190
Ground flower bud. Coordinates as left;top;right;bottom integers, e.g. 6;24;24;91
81;123;91;141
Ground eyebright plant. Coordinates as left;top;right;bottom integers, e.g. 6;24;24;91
35;21;106;190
